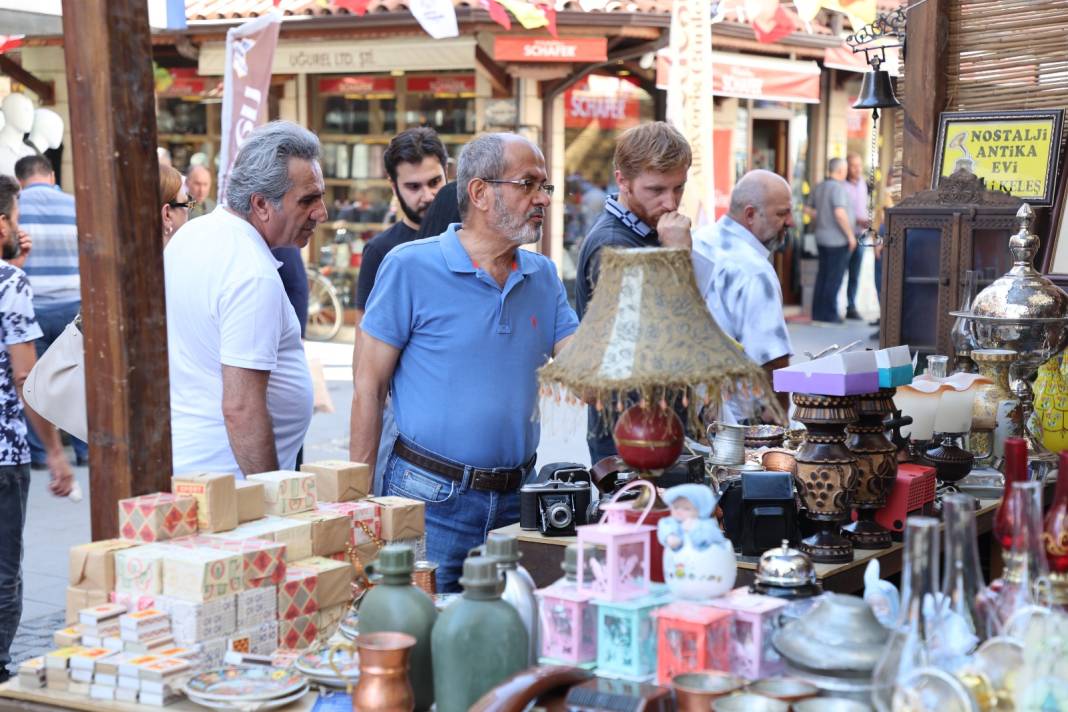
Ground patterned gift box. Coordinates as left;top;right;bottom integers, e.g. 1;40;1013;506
228;620;278;656
318;501;381;546
278;567;318;620
300;460;371;502
160;547;242;603
114;546;168;595
236;586;277;631
290;556;354;611
284;510;350;557
118;494;198;543
173;535;286;589
211;517;311;563
109;591;157;613
247;471;317;516
316;603;348;642
277;614;318;650
365;496;425;541
69;540;137;592
154;595;236;645
171;472;238;533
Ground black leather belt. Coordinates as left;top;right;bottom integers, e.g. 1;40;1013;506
393;439;532;493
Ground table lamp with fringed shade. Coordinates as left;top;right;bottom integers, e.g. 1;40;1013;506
540;247;781;473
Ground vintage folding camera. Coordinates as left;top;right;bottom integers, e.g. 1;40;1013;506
519;480;592;536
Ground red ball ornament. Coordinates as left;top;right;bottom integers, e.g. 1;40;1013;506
613;404;684;471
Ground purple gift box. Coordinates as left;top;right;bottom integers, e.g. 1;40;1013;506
773;350;879;396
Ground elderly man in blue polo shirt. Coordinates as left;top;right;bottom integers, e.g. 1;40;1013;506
351;132;578;591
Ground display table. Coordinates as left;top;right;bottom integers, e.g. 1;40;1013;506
492;499;1001;590
0;680;319;711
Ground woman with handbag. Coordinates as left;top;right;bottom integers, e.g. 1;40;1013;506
0;175;73;683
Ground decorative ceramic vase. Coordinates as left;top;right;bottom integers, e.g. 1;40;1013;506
353;632;417;712
659;484;737;600
357;545;437;711
793;393;858;564
1031;352;1068;453
843;389;897;550
969;349;1020;465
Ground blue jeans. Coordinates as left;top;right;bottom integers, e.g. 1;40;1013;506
846;241;864;312
813;245;851;322
25;301;88;464
372;397;398;497
0;464;30;670
382;437;523;593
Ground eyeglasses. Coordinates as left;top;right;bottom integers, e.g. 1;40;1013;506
167;198;197;210
482;178;555;198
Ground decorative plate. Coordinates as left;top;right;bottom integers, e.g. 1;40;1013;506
186;683;310;711
183;666;308;702
295;645;359;680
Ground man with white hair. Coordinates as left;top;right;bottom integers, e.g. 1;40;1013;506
164;121;327;475
350;132;578;591
693;169;795;410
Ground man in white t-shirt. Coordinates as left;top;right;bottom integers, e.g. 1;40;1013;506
164;122;327;476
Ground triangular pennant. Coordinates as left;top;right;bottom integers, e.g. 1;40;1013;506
751;5;795;44
794;0;824;22
498;0;549;30
483;0;513;30
332;0;370;15
410;0;460;38
538;1;558;37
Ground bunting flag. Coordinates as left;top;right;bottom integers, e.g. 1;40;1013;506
824;0;877;31
794;0;823;22
410;0;460;38
483;0;513;29
0;35;24;55
751;5;795;43
539;1;558;38
497;0;550;31
332;0;370;14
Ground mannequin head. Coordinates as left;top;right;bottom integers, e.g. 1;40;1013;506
28;109;64;152
0;93;34;135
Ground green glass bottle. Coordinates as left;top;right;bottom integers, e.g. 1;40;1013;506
357;544;437;711
431;556;529;712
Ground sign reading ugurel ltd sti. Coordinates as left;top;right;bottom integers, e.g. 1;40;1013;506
933;109;1065;204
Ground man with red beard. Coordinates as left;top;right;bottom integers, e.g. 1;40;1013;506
350;133;577;591
574;122;693;463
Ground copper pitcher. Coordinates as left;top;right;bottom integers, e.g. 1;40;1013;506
351;632;416;712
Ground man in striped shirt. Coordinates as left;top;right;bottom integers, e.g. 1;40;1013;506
13;155;87;467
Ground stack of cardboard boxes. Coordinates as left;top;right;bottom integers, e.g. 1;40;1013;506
33;461;428;706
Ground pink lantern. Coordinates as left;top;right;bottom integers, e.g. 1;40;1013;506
577;480;656;602
537;582;597;664
652;601;733;685
709;588;788;679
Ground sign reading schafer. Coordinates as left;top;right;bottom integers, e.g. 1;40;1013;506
492;37;607;63
933;109;1065;204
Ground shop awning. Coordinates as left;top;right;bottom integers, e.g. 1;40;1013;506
657;50;821;104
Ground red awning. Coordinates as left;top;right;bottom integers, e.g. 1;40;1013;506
657;50;821;104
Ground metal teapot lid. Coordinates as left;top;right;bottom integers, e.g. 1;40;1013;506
756;539;817;588
969;204;1068;321
772;593;889;673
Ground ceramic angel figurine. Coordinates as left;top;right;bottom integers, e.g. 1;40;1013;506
658;484;737;600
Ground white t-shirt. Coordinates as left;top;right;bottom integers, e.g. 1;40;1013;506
164;207;312;476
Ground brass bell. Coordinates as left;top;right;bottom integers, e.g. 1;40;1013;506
853;69;901;119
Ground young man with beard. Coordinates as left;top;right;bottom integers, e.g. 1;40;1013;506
353;128;448;332
574;122;693;463
350;133;577;591
352;128;447;492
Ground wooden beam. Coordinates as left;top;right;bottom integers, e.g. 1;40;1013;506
475;44;513;99
0;55;54;105
901;0;950;198
61;0;172;540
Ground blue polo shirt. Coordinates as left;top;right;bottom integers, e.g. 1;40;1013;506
361;223;579;469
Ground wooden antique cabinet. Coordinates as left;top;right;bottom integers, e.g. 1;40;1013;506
881;169;1023;357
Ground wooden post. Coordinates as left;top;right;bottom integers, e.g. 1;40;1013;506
901;0;950;198
61;0;172;539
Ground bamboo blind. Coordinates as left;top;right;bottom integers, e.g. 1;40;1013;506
946;0;1068;111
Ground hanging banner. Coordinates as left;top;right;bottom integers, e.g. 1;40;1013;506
218;11;282;206
409;0;459;39
667;0;714;226
564;77;643;130
658;51;821;104
713;129;733;220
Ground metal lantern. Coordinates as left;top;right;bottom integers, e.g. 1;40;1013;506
652;601;733;686
709;589;788;680
577;481;657;602
594;586;671;681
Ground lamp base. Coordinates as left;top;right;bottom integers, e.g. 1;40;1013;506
841;511;892;549
798;522;853;564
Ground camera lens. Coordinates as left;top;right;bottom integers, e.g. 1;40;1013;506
547;502;573;529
